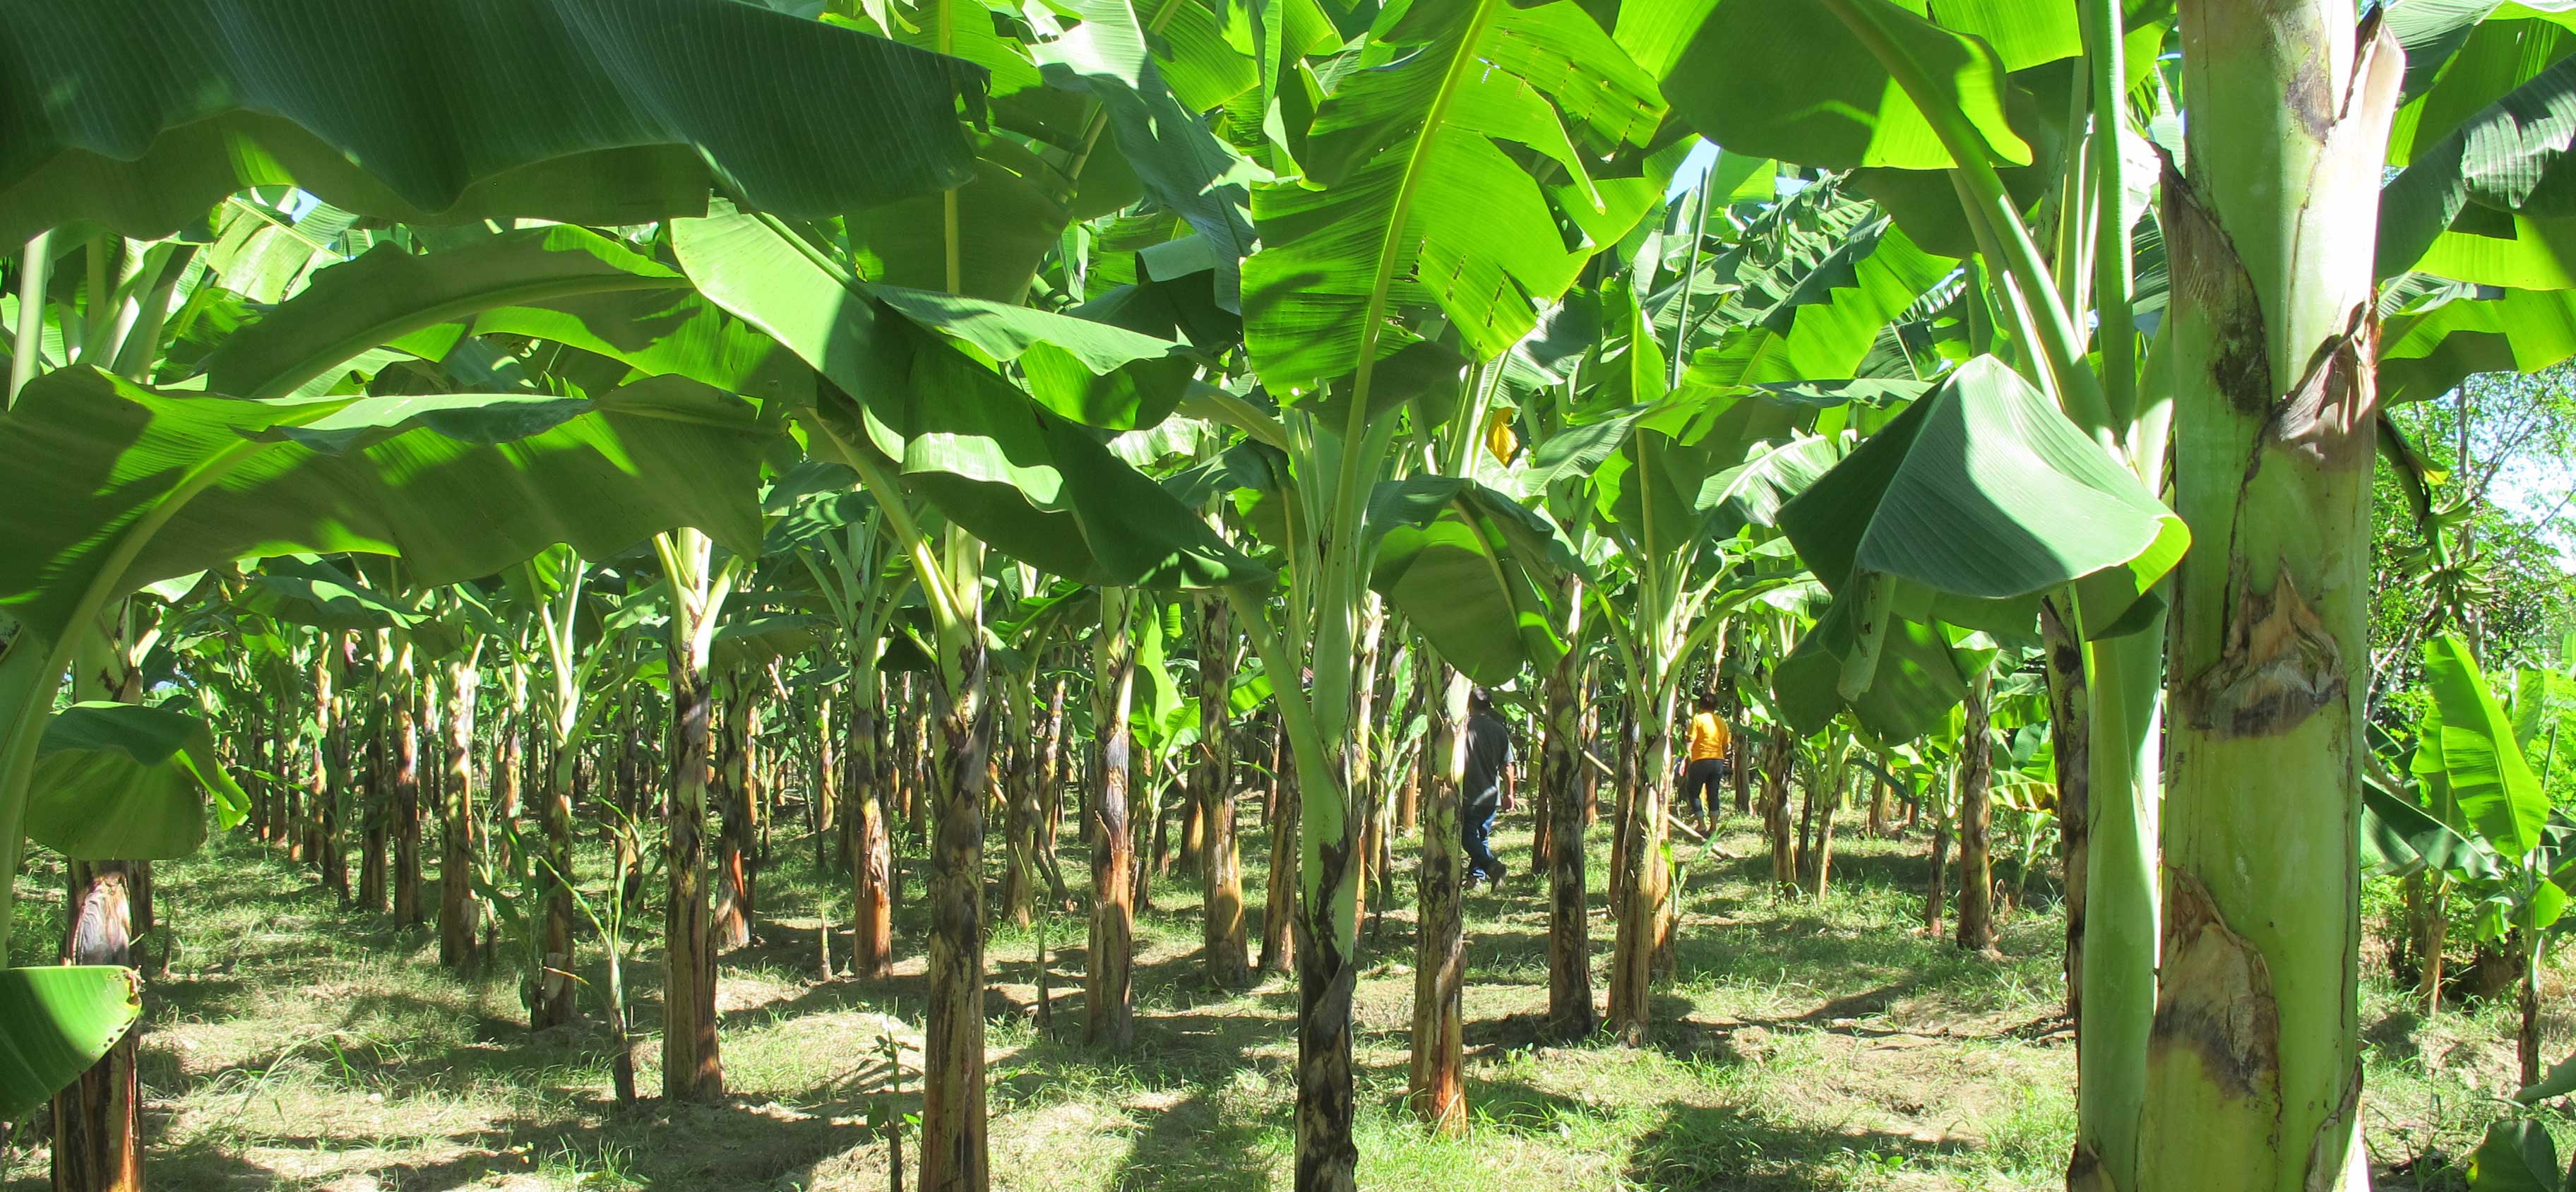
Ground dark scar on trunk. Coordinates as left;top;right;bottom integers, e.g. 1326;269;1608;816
2160;163;2274;420
2182;560;2345;737
2150;871;2284;1107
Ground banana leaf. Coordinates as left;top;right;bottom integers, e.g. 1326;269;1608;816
28;702;247;861
0;967;143;1121
0;0;984;244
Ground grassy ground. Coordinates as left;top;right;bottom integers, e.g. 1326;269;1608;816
6;804;2568;1191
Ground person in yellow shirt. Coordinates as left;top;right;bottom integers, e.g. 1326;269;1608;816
1680;692;1731;825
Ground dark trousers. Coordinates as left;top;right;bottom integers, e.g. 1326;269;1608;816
1463;801;1503;881
1679;756;1729;820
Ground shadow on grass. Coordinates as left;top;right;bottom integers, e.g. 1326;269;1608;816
138;1095;855;1191
1625;1100;1964;1192
1107;1083;1280;1191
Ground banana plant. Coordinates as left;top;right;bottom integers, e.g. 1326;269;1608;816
1205;0;1672;1166
2464;1048;2576;1191
0;368;777;1109
2399;632;2576;1088
776;473;919;979
984;573;1087;930
508;548;652;1029
672;196;1266;1187
0;0;989;1010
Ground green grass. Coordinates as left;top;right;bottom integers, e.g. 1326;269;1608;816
5;804;2568;1190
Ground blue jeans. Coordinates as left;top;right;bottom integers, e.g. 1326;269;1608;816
1463;801;1503;882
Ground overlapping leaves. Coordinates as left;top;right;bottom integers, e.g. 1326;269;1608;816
1772;357;2186;734
1617;0;2058;172
0;0;986;244
1367;478;1582;685
1242;0;1667;399
0;369;771;648
672;208;1265;590
28;701;248;860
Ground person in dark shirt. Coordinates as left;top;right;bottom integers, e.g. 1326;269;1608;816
1461;687;1515;889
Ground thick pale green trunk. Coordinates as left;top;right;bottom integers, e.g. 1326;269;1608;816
2139;8;2400;1190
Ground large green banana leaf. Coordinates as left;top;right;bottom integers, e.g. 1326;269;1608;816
2380;285;2576;405
2361;772;2498;881
1243;0;1664;398
1618;0;2051;172
1530;393;1861;573
2522;1051;2576;1104
1670;193;1955;390
2510;667;2566;753
1741;218;1959;383
841;138;1080;305
1366;478;1582;686
2386;0;2513;106
674;208;1207;429
2388;8;2570;163
0;370;770;648
1131;597;1198;749
2421;631;2552;861
669;209;1266;590
28;701;246;860
1671;184;1879;329
1848;76;2075;261
1773;592;1981;739
2378;14;2576;282
1770;357;2183;733
864;286;1208;429
0;0;984;245
1039;0;1268;312
0;967;143;1122
2464;1118;2566;1192
1700;434;1852;540
239;557;422;633
0;367;780;968
203;227;698;400
711;615;828;675
1778;355;2186;640
834;0;1131;304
